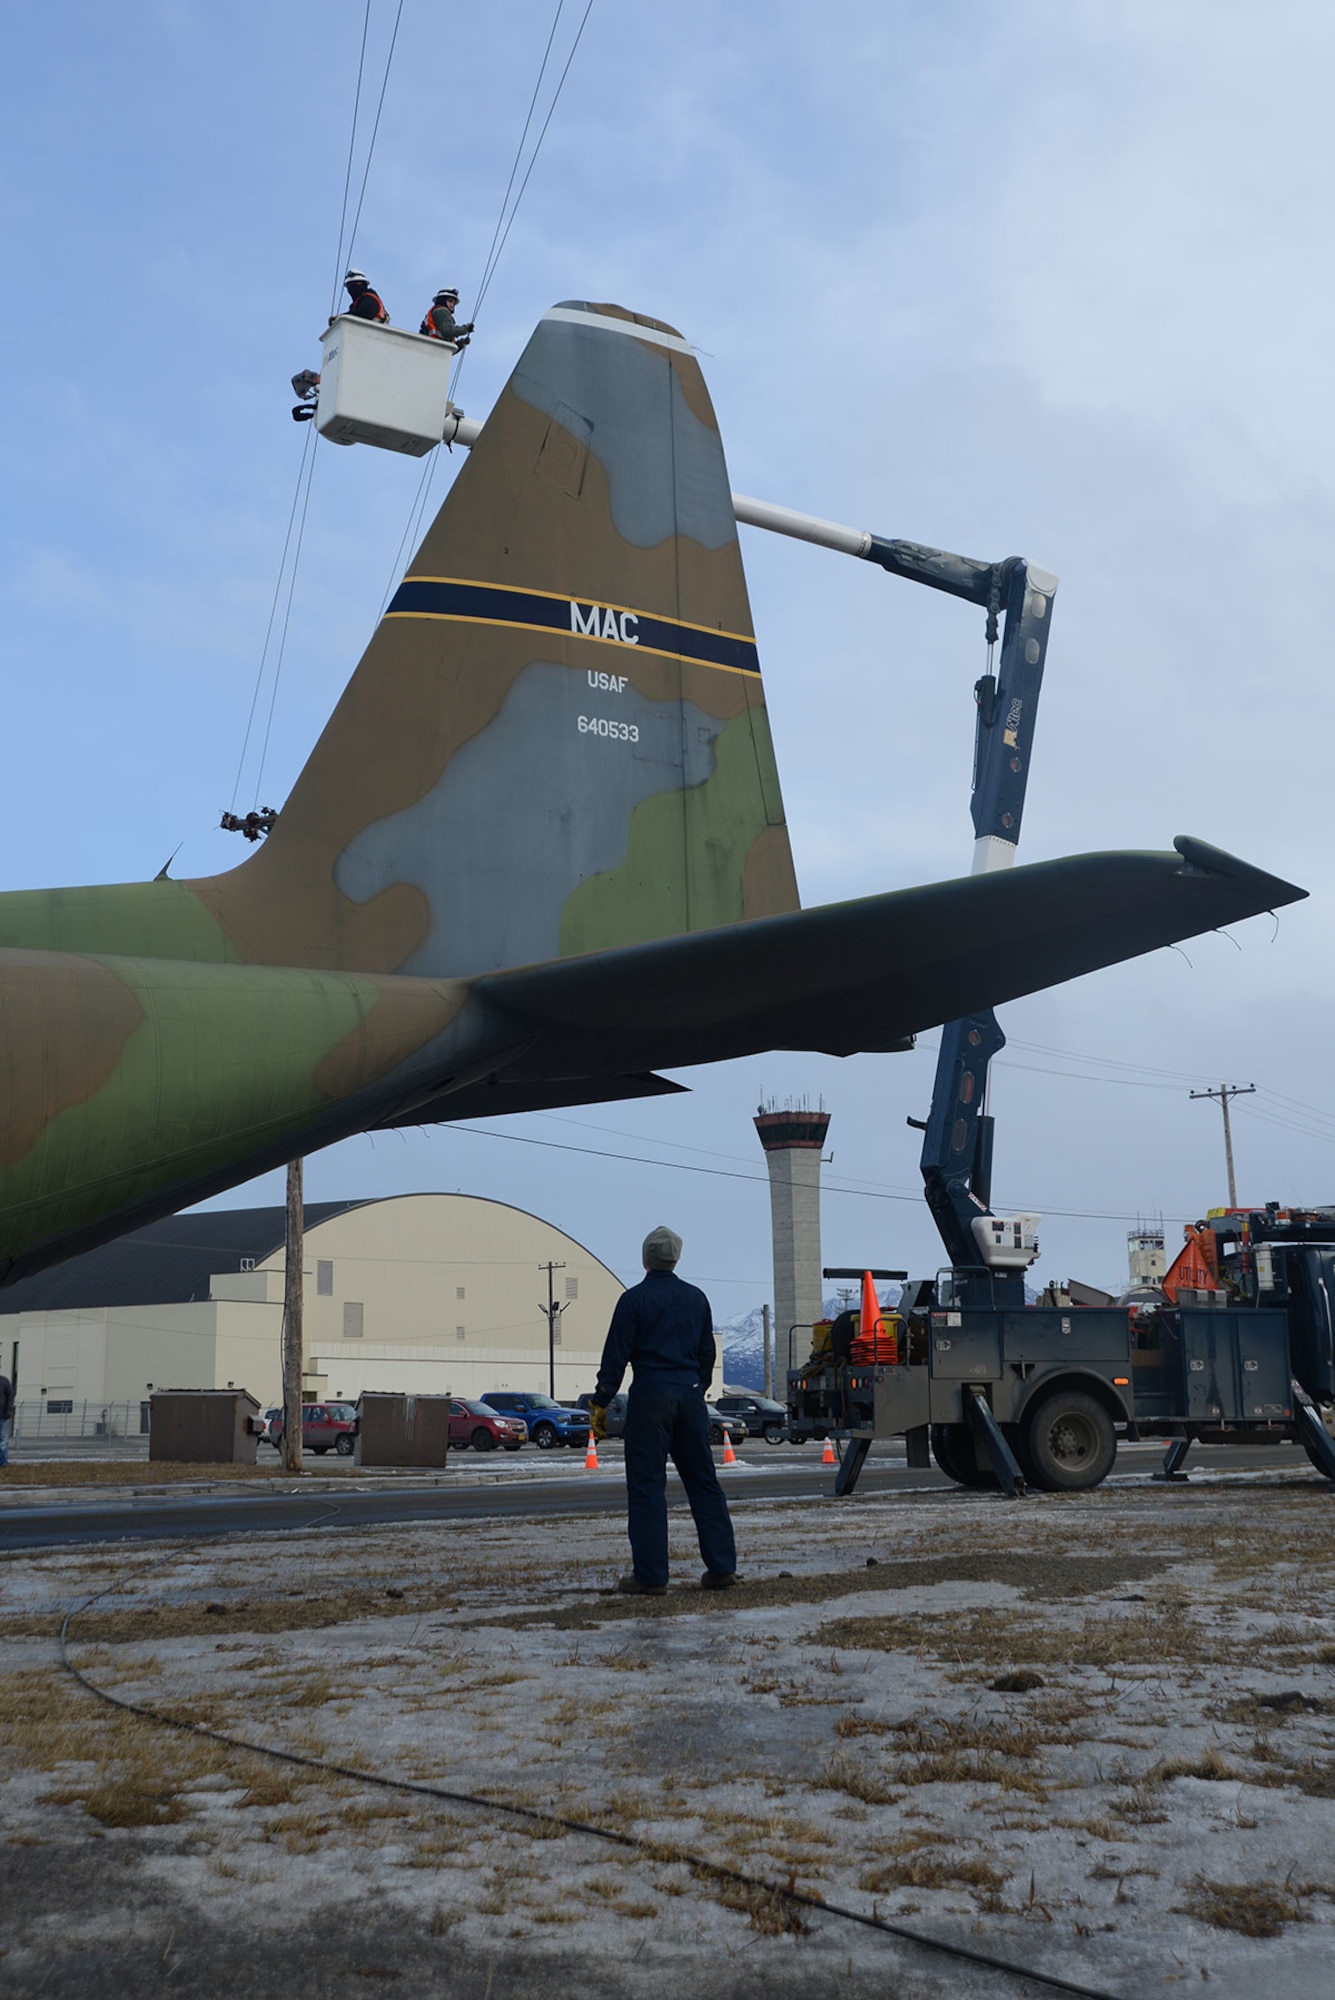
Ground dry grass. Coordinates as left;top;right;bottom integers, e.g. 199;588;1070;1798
0;1461;291;1487
11;1581;464;1645
1148;1749;1240;1784
45;1778;187;1828
860;1849;1010;1895
818;1753;900;1806
497;1552;1175;1633
1179;1876;1313;1937
714;1878;815;1936
812;1603;1226;1671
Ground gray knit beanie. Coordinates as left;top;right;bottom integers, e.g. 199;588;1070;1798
642;1225;682;1270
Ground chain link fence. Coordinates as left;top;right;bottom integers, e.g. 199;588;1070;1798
9;1400;151;1456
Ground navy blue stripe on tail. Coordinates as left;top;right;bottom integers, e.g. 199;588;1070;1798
386;578;760;676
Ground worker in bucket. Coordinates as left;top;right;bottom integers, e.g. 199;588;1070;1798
588;1226;738;1596
420;286;474;347
341;270;390;323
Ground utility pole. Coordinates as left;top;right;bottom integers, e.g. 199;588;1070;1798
1189;1084;1256;1209
281;1156;304;1473
762;1304;773;1400
538;1262;568;1400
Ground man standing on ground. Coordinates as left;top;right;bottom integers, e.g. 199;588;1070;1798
589;1227;738;1596
0;1366;12;1468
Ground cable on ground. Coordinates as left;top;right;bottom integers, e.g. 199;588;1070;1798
58;1582;1122;2000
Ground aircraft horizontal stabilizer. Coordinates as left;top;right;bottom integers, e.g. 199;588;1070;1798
475;838;1305;1068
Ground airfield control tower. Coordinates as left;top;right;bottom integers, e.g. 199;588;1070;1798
755;1101;831;1376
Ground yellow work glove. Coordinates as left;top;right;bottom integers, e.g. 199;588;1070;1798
589;1403;609;1442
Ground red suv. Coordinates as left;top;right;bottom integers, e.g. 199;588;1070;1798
265;1402;358;1456
449;1399;526;1453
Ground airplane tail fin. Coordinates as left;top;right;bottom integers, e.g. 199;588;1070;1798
193;302;798;977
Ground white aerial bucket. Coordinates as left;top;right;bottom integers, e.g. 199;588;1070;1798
315;316;457;456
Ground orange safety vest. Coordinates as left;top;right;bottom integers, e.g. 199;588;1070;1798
350;288;389;323
420;303;458;340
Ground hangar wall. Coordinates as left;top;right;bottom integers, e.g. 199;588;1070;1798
2;1193;629;1421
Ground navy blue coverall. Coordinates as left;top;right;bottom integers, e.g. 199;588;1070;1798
594;1270;737;1588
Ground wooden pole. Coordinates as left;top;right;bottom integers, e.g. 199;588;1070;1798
281;1156;304;1473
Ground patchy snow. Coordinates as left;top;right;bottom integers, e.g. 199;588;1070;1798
2;1473;1334;1997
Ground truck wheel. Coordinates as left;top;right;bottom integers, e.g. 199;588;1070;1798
930;1424;999;1490
335;1435;354;1456
1299;1433;1335;1482
763;1424;786;1445
1022;1391;1116;1491
532;1422;558;1449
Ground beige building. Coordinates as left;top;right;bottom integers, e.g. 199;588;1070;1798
1;1194;624;1428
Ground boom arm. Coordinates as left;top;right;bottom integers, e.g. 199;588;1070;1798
444;414;1054;1270
915;556;1056;1269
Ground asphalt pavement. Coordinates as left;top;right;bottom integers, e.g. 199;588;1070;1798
0;1441;1317;1550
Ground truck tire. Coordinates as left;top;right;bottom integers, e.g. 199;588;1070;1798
763;1423;786;1445
930;1424;999;1490
1021;1391;1116;1491
531;1422;558;1449
1299;1432;1335;1482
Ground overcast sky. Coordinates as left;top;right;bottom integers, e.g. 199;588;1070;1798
4;1;1333;1315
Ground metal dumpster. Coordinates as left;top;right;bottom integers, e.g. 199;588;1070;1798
149;1389;263;1464
355;1392;450;1468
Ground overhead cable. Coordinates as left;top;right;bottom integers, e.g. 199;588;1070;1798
229;424;315;813
253;434;320;807
329;0;374;315
377;0;595;611
344;0;407;276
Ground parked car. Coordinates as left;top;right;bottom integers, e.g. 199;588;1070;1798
448;1398;527;1453
266;1401;358;1455
714;1392;790;1444
704;1403;748;1447
575;1393;745;1447
481;1391;590;1449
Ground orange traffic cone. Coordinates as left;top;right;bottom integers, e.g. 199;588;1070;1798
860;1268;882;1341
822;1435;837;1466
721;1429;737;1466
584;1433;599;1470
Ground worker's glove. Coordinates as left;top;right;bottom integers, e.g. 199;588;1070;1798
589;1403;609;1442
459;322;475;334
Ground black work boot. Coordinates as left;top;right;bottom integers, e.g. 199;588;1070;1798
701;1571;740;1590
615;1575;667;1596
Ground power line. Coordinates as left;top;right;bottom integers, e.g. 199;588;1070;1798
229;424;315;812
448;1121;1193;1227
469;0;567;322
329;0;374;315
471;0;595;325
253;433;320;806
344;0;406;275
375;0;596;612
